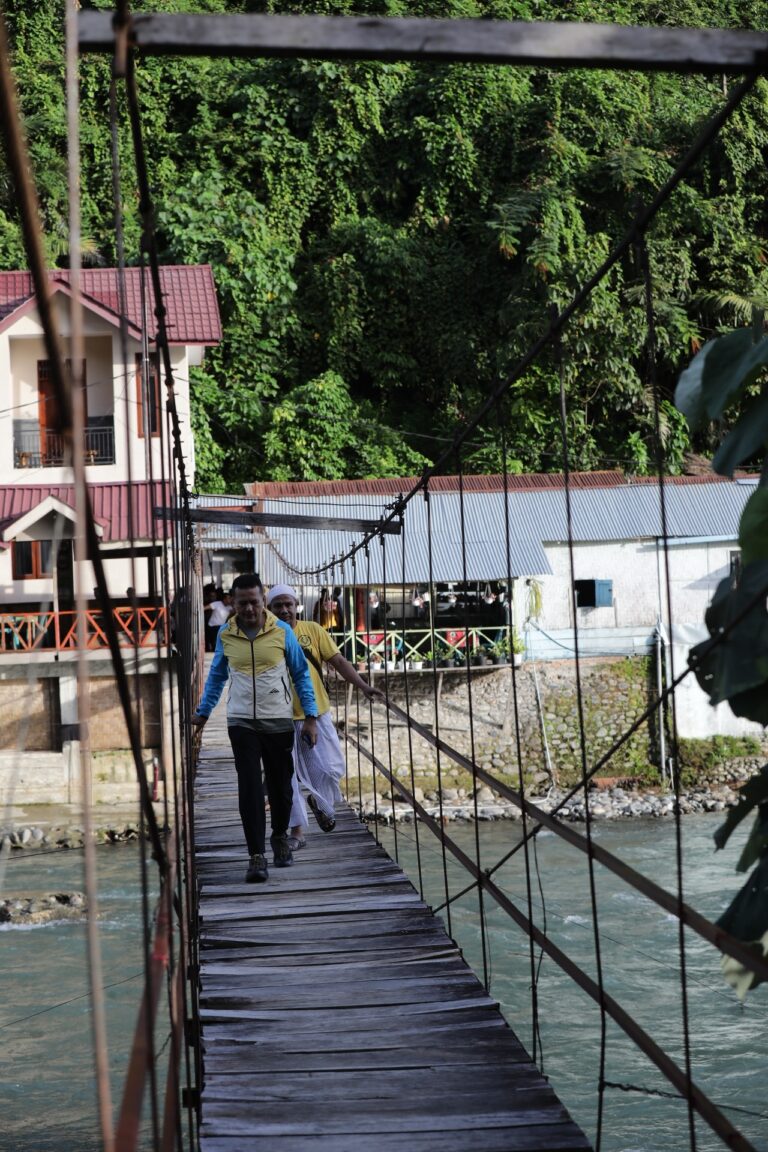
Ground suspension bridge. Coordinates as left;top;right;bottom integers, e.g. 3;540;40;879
0;4;767;1151
193;700;591;1152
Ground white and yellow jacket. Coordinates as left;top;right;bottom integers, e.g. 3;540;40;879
195;611;317;732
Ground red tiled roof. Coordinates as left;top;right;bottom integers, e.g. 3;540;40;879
245;470;747;499
0;482;172;545
0;266;221;344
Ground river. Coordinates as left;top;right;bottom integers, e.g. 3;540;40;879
379;815;768;1152
1;816;766;1151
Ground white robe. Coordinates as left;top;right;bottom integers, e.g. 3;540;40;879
289;710;345;827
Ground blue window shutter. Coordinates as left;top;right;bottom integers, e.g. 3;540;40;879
595;579;613;608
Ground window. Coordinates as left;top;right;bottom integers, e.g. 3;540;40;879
12;540;53;580
574;579;613;608
136;354;161;438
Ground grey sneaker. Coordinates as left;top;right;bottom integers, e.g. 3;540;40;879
245;853;268;883
271;834;294;868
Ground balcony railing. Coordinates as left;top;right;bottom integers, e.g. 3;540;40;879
0;608;168;652
332;625;519;668
13;422;116;467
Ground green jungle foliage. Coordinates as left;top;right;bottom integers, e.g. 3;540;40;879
4;0;768;490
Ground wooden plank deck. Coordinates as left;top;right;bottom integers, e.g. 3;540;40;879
194;710;592;1152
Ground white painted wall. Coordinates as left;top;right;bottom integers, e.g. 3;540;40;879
0;297;196;487
535;538;737;635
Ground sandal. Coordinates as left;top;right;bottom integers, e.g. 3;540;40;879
307;794;336;833
286;835;306;850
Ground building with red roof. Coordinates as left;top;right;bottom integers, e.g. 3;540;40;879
0;268;221;801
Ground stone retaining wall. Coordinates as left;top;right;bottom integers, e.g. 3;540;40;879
331;656;664;788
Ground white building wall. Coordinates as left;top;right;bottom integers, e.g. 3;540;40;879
0;298;195;487
535;538;737;635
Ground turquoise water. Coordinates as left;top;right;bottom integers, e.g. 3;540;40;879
1;819;766;1151
379;816;768;1152
0;843;164;1152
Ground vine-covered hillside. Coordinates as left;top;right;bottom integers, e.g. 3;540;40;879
3;0;768;490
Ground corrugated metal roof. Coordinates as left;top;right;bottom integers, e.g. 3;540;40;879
0;266;222;345
239;477;757;584
0;482;171;543
245;470;753;500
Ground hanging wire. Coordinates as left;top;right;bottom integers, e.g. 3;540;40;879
399;509;424;899
553;306;609;1149
455;450;490;990
380;531;400;856
364;543;380;841
423;480;453;938
638;233;698;1152
498;400;544;1066
108;50;162;1149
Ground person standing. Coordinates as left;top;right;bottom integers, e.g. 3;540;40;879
191;574;318;883
266;583;384;845
205;588;232;652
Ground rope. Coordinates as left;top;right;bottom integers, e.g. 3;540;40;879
554;309;608;1148
498;402;544;1066
456;450;490;991
639;233;698;1151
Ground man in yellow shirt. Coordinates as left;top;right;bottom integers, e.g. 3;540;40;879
266;584;384;844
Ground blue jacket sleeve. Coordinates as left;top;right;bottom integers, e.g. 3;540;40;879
279;622;318;716
196;627;229;717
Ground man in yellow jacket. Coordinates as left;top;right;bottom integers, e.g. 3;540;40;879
192;574;318;883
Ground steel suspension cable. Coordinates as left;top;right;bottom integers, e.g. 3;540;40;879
639;233;698;1151
280;73;761;580
554;310;608;1150
498;402;543;1066
456;451;489;990
424;481;453;937
380;532;399;856
399;509;424;898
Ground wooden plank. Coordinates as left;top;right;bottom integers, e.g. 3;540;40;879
200;1097;576;1135
80;11;768;73
201;1016;509;1047
198;996;501;1026
200;1125;592;1152
203;1044;536;1074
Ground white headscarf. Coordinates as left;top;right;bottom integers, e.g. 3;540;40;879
266;583;299;605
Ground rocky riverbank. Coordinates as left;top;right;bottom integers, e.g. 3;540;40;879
359;768;757;825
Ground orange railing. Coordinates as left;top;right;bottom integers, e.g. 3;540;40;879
0;607;169;652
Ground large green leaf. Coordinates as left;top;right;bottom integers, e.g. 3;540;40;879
674;339;715;430
688;559;768;722
676;330;768;432
702;330;768;421
738;487;768;565
717;853;768;944
737;806;768;873
712;394;768;478
714;763;768;852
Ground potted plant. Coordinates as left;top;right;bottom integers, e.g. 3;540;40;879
512;630;525;666
489;639;508;666
407;657;424;671
436;643;453;668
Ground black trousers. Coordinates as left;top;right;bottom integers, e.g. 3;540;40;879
227;725;295;855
